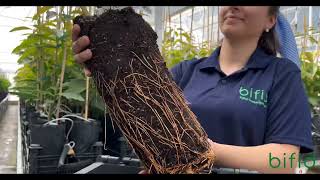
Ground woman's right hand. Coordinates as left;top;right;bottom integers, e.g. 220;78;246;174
138;169;150;174
72;24;92;77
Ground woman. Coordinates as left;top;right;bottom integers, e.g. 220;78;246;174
72;6;313;174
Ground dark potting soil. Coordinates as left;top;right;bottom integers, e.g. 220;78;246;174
74;7;213;173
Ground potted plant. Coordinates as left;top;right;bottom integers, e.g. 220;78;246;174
0;74;10;101
10;6;106;174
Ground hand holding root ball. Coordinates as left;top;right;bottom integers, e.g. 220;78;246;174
72;24;92;77
72;18;158;175
72;7;216;174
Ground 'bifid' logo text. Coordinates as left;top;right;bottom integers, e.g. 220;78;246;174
269;152;317;172
239;86;268;108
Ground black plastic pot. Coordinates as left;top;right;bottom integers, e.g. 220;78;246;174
26;121;67;174
97;114;123;156
20;103;104;174
0;92;7;102
28;142;103;174
68;119;102;154
29;123;66;155
312;115;320;145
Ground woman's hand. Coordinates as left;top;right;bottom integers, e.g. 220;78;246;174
138;169;150;174
208;138;221;167
206;138;299;174
72;24;92;77
208;138;215;148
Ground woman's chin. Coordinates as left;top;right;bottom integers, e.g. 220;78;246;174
221;30;243;40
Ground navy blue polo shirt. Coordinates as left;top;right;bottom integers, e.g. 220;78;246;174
170;46;313;153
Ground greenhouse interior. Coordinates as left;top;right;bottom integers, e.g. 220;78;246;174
0;6;320;174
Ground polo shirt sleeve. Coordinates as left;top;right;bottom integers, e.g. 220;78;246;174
169;62;183;84
264;60;314;153
169;59;193;85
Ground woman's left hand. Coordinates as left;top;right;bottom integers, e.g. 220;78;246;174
208;138;215;146
207;138;220;166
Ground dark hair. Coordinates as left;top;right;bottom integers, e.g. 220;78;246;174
257;6;280;56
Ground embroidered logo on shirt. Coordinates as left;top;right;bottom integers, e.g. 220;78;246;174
239;86;268;108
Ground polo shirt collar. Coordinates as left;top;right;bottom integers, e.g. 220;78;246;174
199;46;272;72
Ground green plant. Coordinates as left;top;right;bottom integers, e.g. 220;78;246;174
300;49;320;108
0;75;10;93
10;6;105;120
298;16;320;109
161;28;216;69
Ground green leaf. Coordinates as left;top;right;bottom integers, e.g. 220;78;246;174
17;47;37;64
90;90;105;112
302;52;313;61
308;36;318;45
9;26;31;32
309;96;320;107
63;79;86;93
71;9;83;15
20;46;37;58
62;92;85;102
174;31;178;37
12;36;39;54
80;6;90;16
312;62;319;77
33;6;53;21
